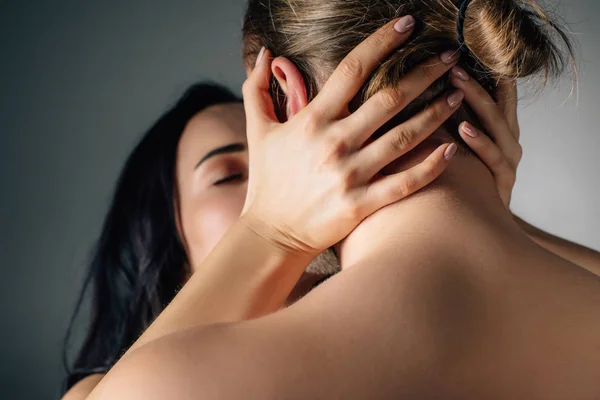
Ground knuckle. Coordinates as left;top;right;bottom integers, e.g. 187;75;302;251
396;176;418;198
427;102;445;123
241;79;253;96
338;56;364;80
489;153;506;170
515;144;524;162
372;30;391;51
500;176;516;193
421;64;439;82
322;137;348;162
479;136;494;153
389;128;413;152
423;160;441;182
513;125;521;138
347;206;361;222
303;111;322;134
345;199;364;221
506;168;517;184
378;88;405;113
341;166;359;190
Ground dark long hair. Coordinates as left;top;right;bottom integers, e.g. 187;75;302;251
63;82;241;392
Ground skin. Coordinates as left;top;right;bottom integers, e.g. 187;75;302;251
151;161;599;399
70;20;462;400
91;19;600;399
175;103;249;269
65;18;600;400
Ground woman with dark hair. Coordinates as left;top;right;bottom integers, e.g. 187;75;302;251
62;83;245;395
62;47;476;397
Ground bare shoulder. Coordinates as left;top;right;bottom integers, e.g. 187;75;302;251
61;374;104;400
96;254;600;399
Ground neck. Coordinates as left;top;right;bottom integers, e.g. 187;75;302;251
338;149;525;268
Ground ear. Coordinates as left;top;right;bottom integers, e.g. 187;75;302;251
271;57;309;119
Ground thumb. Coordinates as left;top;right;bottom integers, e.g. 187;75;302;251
242;47;279;138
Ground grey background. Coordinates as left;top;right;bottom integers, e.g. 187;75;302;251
0;1;598;399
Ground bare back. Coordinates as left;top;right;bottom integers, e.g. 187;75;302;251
117;225;600;399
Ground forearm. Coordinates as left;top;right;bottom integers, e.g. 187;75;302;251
84;218;311;400
514;215;600;276
127;215;312;353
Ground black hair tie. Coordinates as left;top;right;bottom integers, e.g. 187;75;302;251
456;0;473;53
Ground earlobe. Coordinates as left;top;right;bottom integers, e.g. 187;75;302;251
271;57;309;119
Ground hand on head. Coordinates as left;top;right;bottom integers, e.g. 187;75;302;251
240;18;463;258
451;71;522;208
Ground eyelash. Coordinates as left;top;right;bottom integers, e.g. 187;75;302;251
213;173;244;186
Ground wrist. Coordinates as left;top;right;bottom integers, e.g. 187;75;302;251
181;215;316;323
237;212;319;262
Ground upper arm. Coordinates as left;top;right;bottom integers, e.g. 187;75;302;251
61;374;104;400
95;266;443;400
72;254;600;400
91;324;266;400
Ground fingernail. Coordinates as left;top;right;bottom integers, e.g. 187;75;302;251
255;47;266;67
451;66;470;81
461;122;478;138
447;90;464;108
444;143;458;160
394;15;415;33
441;50;459;64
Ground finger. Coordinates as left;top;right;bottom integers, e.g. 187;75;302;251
354;90;464;181
344;51;460;148
311;16;416;118
450;67;521;159
495;79;520;139
358;143;456;215
242;47;279;132
458;121;517;182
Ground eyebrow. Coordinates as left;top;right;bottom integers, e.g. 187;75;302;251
194;143;246;170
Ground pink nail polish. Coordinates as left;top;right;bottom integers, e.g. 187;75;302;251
255;47;266;67
394;15;415;33
451;66;470;81
445;143;458;160
441;50;459;64
462;122;478;138
447;90;464;107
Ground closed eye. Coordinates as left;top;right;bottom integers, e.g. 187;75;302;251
213;173;245;186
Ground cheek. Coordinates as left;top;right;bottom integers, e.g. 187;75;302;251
181;189;246;269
